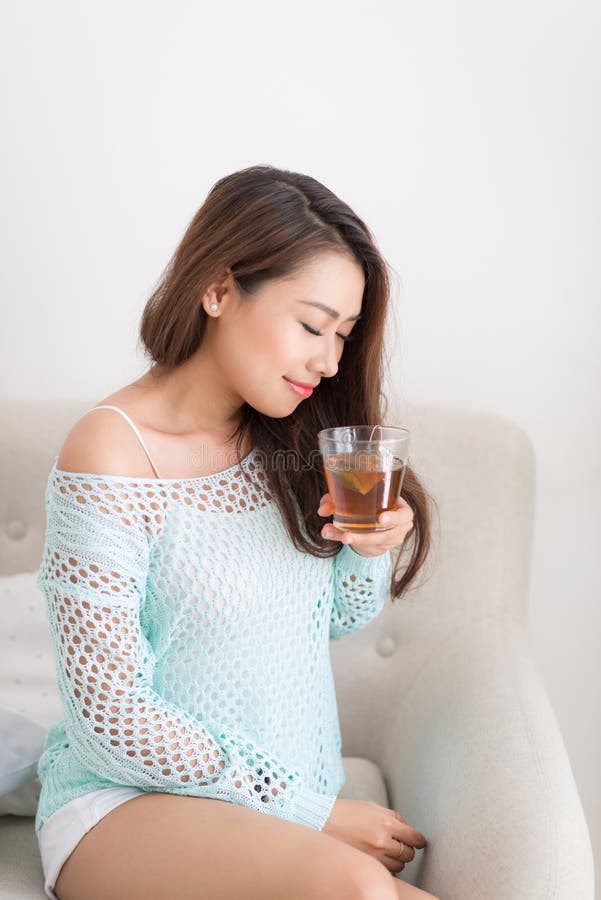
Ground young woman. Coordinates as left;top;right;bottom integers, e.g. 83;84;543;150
35;165;438;900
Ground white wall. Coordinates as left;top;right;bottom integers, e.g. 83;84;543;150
1;0;599;887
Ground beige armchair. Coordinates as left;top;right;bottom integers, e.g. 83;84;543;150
0;399;595;899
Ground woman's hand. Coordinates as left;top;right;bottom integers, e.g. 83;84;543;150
317;493;415;558
322;798;427;874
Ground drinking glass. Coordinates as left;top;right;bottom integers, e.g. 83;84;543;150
317;425;411;533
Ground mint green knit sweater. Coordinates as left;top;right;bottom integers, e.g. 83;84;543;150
34;447;392;835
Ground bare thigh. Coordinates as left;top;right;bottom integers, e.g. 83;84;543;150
54;792;408;900
392;880;440;900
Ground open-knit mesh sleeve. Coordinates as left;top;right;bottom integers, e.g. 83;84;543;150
37;472;336;831
329;544;392;640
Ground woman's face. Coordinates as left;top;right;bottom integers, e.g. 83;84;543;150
204;251;365;418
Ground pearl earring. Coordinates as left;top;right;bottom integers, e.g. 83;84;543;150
209;303;219;313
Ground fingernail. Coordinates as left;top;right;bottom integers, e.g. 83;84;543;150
380;514;391;524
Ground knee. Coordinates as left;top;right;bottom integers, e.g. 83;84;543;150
345;854;398;900
310;837;397;900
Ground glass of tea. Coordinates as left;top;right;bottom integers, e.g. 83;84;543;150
317;425;411;533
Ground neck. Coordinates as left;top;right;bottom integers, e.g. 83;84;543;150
136;349;244;439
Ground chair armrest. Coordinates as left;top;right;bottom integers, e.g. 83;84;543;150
381;619;595;900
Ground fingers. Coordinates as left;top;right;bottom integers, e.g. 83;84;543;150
317;493;415;556
408;825;427;849
382;826;426;874
373;806;428;876
317;494;334;515
381;837;413;876
391;821;427;851
320;524;395;544
320;520;411;550
406;826;427;849
387;839;415;863
317;497;414;535
382;854;405;874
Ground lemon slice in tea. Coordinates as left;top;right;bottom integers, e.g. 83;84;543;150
330;468;380;495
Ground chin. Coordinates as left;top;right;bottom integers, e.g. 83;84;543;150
254;403;302;419
246;394;304;419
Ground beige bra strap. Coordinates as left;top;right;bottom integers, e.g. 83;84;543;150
86;405;162;478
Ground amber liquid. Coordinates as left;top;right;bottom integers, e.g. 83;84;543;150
323;452;406;532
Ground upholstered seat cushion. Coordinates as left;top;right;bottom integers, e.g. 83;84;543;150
0;815;46;900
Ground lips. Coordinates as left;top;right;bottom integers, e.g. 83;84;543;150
283;377;317;398
284;378;320;389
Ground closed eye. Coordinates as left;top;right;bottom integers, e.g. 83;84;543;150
302;323;355;342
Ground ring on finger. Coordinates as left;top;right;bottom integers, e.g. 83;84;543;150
397;840;405;857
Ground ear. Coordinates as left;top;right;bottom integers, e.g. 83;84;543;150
201;269;234;315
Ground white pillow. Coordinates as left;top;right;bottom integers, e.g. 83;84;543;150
0;571;63;815
0;707;46;815
0;571;62;726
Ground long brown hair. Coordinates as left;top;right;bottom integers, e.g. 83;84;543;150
139;164;434;601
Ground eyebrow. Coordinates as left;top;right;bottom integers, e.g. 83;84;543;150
297;300;362;322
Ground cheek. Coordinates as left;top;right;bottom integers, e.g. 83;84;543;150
249;319;301;368
215;314;305;386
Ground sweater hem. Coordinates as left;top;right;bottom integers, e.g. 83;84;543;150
293;788;337;831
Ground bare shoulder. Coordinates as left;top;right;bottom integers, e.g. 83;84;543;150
56;391;155;478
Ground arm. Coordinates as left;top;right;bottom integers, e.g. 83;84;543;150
38;467;335;831
329;544;392;640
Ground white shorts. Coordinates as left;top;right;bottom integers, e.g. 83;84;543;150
38;787;145;899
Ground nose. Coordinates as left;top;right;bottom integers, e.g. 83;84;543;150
312;341;339;379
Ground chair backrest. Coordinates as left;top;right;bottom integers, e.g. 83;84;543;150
1;399;94;575
0;397;537;753
330;397;536;759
